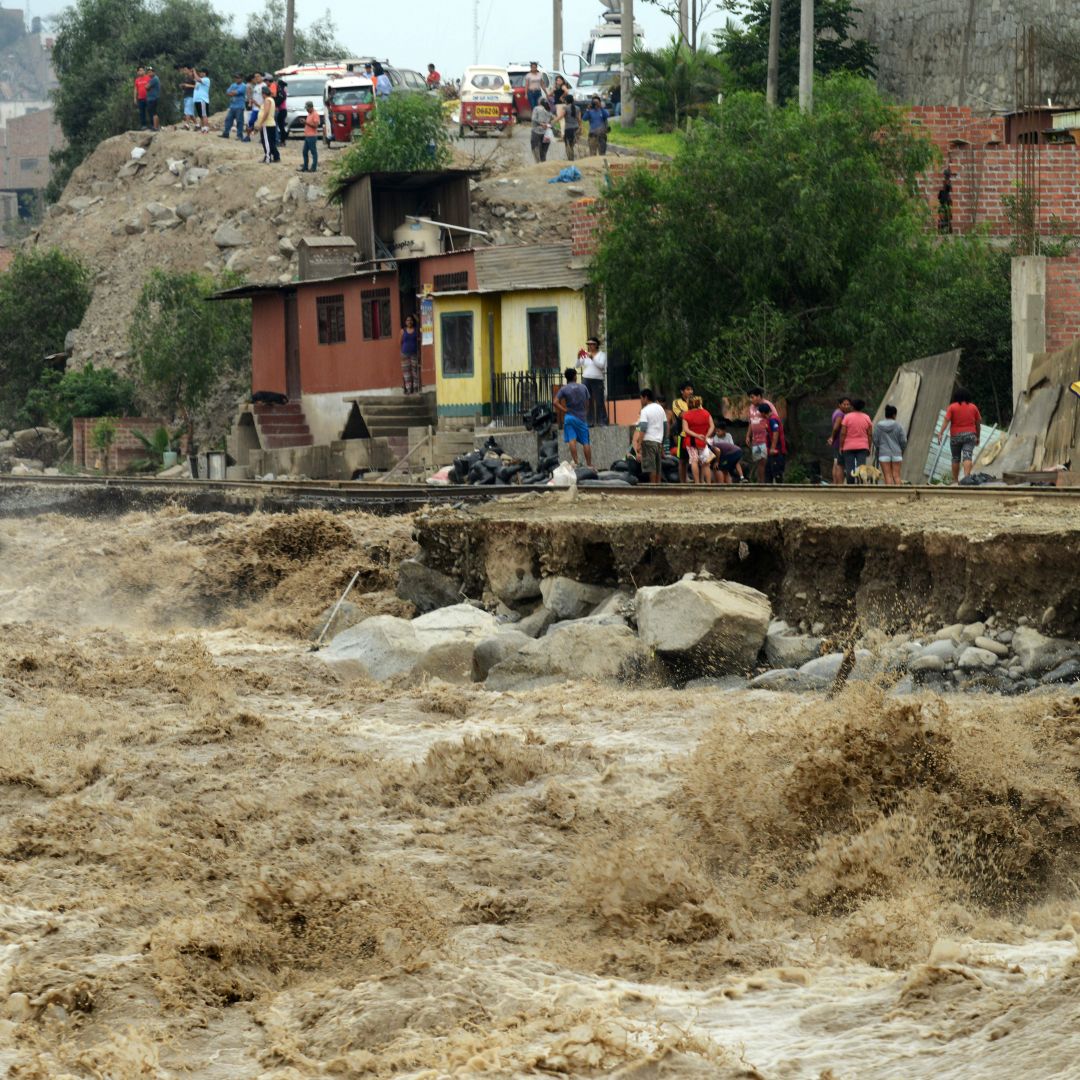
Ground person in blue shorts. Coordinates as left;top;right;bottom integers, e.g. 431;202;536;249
554;367;593;467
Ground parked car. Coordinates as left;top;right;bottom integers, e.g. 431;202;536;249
574;66;620;108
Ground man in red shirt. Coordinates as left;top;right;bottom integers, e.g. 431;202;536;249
937;387;982;482
134;66;151;130
426;63;441;89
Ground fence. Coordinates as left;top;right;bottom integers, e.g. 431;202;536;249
490;369;564;427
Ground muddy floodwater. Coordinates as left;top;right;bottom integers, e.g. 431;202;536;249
2;507;1080;1078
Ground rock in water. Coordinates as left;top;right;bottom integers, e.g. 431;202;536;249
396;558;461;613
320;603;500;683
1011;626;1080;677
472;630;531;681
636;578;770;675
485;623;658;691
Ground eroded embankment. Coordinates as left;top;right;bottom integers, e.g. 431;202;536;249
415;493;1080;636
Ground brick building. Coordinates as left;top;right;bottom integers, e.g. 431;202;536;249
0;106;61;198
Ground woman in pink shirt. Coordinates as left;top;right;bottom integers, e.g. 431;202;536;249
839;399;873;483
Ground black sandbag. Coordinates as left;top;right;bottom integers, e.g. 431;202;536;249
624;455;643;480
575;466;599;481
579;478;632;487
497;462;525;483
609;459;629;472
482;435;504;455
538;455;559;473
467;462;489;484
473;471;495;485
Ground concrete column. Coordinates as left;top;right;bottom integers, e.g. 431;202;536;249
766;0;781;106
553;0;563;73
284;0;295;67
620;0;635;126
1011;255;1046;406
678;0;689;44
799;0;814;112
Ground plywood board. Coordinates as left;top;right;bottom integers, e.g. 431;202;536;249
901;349;961;486
874;369;920;432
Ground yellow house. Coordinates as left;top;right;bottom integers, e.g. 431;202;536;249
430;242;593;420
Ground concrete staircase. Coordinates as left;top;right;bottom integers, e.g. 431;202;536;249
253;401;313;449
353;392;437;439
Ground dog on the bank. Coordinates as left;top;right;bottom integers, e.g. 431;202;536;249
251;391;290;406
851;463;883;485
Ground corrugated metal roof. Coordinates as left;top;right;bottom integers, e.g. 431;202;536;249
473;242;588;292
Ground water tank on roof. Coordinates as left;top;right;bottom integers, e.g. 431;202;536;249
392;218;441;258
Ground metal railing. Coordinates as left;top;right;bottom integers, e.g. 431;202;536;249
490;369;564;427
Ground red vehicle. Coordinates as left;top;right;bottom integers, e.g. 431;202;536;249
324;74;376;145
458;66;514;137
507;62;551;120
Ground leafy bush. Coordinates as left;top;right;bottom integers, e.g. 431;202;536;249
130;270;251;448
21;363;137;433
0;249;93;425
627;38;726;131
330;93;451;197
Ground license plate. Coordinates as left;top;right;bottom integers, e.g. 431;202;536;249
475;105;500;117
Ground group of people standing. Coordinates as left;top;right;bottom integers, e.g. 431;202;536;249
529;69;611;163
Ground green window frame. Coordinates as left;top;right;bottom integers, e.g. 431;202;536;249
526;307;560;371
440;311;474;377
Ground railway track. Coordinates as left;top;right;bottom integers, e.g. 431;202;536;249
1;471;1079;518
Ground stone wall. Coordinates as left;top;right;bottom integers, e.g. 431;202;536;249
856;0;1080;108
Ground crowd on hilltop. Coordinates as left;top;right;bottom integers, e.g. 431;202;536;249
133;63;329;169
554;365;985;487
521;63;613;163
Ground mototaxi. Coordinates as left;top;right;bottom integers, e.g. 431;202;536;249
324;74;376;144
458;66;514;137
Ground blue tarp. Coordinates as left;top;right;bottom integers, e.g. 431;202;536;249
548;166;582;184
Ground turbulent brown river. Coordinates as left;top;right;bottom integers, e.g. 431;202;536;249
2;507;1080;1078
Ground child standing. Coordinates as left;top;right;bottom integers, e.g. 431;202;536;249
874;404;907;486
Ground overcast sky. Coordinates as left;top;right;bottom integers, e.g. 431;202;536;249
36;0;731;79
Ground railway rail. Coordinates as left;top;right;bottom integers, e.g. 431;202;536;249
1;472;1079;518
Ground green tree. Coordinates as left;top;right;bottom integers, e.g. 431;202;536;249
627;38;727;130
240;0;345;67
0;249;93;424
592;76;947;427
717;0;876;104
20;363;138;432
330;92;452;196
130;270;250;447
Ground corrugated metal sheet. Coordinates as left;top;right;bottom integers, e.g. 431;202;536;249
474;243;588;292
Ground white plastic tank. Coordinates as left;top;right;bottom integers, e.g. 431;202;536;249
392;218;441;257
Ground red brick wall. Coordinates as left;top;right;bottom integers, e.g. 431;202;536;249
1045;253;1080;355
73;417;164;471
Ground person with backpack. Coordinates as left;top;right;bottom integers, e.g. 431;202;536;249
758;402;787;483
560;92;581;160
274;78;289;144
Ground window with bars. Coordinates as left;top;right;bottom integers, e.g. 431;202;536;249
527;308;560;371
440;312;474;376
316;294;346;345
361;287;392;340
433;271;469;292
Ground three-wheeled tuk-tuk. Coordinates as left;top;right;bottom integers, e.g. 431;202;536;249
323;74;376;145
458;65;514;137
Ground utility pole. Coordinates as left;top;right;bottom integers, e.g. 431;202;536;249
620;0;635;126
799;0;814;112
678;0;688;45
553;0;563;72
284;0;295;67
766;0;780;106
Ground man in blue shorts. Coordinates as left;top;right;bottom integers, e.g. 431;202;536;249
554;367;592;467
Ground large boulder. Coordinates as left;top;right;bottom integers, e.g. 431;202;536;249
538;576;612;619
484;536;542;604
764;620;822;668
1012;627;1080;677
472;630;532;681
485;622;658;691
396;557;461;613
635;577;771;675
515;605;558;638
320;603;500;683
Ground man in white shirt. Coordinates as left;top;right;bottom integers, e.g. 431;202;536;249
577;336;608;426
633;387;666;484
